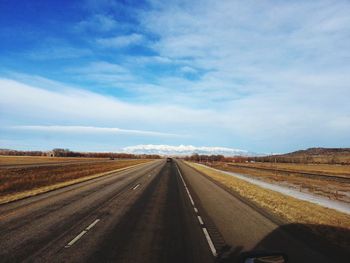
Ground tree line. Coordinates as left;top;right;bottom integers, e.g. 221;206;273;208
0;148;161;159
183;153;349;164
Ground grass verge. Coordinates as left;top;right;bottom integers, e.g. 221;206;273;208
186;162;350;250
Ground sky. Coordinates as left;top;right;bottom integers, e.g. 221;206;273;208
0;0;349;154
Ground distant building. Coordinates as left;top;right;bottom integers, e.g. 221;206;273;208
46;151;55;157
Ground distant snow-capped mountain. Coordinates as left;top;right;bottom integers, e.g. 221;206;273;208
122;144;255;156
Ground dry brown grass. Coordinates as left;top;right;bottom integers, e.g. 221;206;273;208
187;162;350;250
0;159;151;203
209;162;350;203
0;155;104;165
229;162;350;177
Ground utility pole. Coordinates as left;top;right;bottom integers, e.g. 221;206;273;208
270;152;273;168
275;156;277;176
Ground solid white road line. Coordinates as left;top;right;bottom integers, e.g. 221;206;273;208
202;227;217;257
197;215;204;225
85;219;100;231
65;230;87;248
132;184;140;190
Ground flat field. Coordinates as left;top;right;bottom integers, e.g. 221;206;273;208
209;162;350;202
0;157;152;204
0;155;105;166
229;162;350;177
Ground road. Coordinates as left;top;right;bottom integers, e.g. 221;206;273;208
177;161;349;263
0;159;348;262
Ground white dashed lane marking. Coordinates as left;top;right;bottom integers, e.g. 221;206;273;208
197;215;204;225
65;231;87;248
202;227;217;257
86;219;100;231
176;164;217;257
65;219;100;248
132;184;140;190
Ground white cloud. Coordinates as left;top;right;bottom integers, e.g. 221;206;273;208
72;61;128;74
1;74;349;152
132;0;350;147
27;46;92;60
122;144;249;156
10;125;181;137
180;66;197;74
97;33;144;48
139;0;350;100
67;61;135;84
75;14;118;32
125;55;176;65
0;77;224;130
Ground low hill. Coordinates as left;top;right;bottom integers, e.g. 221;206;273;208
285;148;350;156
270;148;350;164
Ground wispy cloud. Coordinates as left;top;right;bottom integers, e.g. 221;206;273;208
26;46;92;60
138;0;350;102
10;125;182;137
0;77;221;130
74;61;128;74
67;61;135;84
97;33;144;48
75;14;118;32
180;66;197;74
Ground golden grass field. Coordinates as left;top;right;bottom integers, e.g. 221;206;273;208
209;162;350;203
0;158;152;204
186;162;350;250
229;162;350;177
0;155;104;165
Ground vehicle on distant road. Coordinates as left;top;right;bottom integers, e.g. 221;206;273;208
167;157;172;162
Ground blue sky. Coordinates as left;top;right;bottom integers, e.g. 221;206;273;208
0;0;349;154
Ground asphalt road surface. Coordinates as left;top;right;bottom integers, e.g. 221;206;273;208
0;159;348;263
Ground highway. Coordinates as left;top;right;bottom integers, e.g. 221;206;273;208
0;159;348;262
